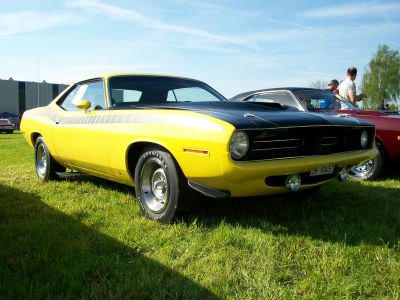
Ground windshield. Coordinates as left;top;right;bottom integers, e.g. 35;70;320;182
334;94;359;110
250;91;303;110
294;90;359;111
108;76;226;108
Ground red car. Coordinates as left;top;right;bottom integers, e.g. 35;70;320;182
0;118;16;134
231;88;400;180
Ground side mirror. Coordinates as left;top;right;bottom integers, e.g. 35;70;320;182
75;99;91;111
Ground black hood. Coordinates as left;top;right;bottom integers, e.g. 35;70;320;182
134;101;373;129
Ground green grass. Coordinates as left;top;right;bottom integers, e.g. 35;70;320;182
0;133;399;299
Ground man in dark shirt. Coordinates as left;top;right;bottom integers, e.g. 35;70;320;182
327;79;339;94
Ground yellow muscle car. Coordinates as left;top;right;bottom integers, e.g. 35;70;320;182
21;74;378;222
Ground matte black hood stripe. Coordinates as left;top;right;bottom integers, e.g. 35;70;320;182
136;102;371;129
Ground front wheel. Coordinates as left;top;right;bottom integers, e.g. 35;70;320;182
134;147;185;223
349;151;383;181
34;137;64;181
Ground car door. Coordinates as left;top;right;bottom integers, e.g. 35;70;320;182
51;79;113;177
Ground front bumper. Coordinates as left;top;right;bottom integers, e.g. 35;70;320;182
188;147;378;197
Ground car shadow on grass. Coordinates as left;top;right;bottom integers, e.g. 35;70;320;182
188;180;400;247
63;174;399;248
0;183;218;299
381;164;400;180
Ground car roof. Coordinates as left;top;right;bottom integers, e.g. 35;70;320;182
53;73;226;105
231;87;327;100
77;73;202;83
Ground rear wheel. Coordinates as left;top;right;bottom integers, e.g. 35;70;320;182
134;147;185;223
34;137;64;181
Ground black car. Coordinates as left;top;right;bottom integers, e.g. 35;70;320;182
230;88;388;180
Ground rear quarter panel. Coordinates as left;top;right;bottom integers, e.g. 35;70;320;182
20;107;59;157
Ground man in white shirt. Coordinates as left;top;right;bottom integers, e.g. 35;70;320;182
338;67;366;104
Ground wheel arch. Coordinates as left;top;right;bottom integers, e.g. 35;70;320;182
374;136;388;159
125;141;181;182
31;132;42;146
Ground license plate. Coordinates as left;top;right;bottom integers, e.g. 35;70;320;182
310;164;335;176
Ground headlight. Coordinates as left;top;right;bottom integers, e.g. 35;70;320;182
230;131;249;159
360;129;368;149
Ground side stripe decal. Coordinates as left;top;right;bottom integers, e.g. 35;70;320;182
24;107;224;131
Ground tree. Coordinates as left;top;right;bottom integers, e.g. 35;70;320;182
308;79;326;89
362;45;400;109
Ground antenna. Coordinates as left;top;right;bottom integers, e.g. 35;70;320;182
37;55;40;107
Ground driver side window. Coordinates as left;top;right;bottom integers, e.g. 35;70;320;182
59;80;106;111
60;85;80;111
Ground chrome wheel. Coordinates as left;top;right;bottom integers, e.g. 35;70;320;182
140;158;169;213
135;147;184;223
36;143;47;177
351;159;374;178
349;153;381;181
34;137;64;181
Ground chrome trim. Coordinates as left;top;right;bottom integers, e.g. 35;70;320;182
253;138;302;143
252;146;302;152
238;125;375;131
232;149;374;163
244;113;255;118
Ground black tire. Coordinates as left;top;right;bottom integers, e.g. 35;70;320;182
134;147;186;223
34;136;64;181
349;151;383;181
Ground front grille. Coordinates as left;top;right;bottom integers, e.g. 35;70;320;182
240;126;374;161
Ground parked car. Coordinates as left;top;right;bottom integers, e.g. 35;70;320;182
20;75;377;222
0;118;16;133
231;88;400;180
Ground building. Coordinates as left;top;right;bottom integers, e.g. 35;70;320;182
0;78;69;121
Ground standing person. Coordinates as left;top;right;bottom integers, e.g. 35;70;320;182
378;99;385;110
338;67;366;104
327;79;339;94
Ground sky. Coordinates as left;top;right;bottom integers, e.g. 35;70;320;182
0;0;399;98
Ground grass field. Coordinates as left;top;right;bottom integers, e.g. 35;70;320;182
0;133;399;299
